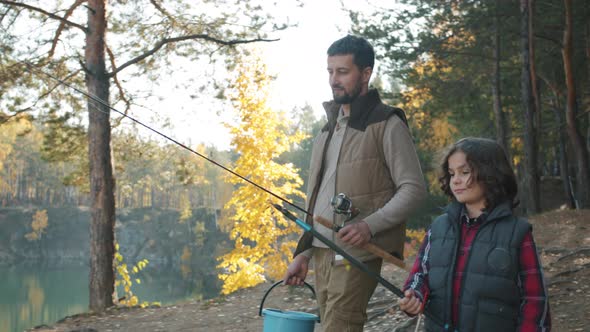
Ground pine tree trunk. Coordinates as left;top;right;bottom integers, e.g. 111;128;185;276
585;2;590;149
492;0;510;158
520;0;540;214
86;0;116;312
562;0;590;208
550;96;576;208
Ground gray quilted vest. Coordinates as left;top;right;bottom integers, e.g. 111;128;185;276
425;202;531;332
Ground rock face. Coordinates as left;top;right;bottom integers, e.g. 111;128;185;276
0;207;224;268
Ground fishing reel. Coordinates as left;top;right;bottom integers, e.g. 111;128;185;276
330;193;359;219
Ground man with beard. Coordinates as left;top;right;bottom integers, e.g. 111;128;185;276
283;35;427;331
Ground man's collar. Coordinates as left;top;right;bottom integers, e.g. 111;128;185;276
322;89;381;131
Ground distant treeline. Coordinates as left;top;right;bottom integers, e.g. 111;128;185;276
0;121;236;212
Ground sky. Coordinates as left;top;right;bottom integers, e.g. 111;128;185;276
7;0;391;151
147;0;376;151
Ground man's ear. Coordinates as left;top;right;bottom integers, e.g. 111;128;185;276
362;67;373;85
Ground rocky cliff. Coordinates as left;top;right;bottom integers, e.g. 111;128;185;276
0;206;225;268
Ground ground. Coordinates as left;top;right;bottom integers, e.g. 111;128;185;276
31;209;590;332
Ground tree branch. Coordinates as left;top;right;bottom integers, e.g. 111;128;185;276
149;0;181;29
0;67;80;124
110;34;279;76
0;108;31;124
534;32;562;47
0;0;86;33
105;45;131;128
48;0;87;61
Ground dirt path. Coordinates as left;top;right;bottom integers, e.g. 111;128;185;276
31;209;590;332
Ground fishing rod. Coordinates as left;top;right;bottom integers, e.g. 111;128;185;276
19;61;446;324
273;203;444;327
17;60;309;217
272;204;404;297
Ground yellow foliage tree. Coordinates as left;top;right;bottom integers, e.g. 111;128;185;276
113;243;160;308
0;114;32;192
25;210;49;241
398;59;458;194
217;53;306;295
178;190;193;223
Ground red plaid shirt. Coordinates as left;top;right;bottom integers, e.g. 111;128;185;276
404;211;551;331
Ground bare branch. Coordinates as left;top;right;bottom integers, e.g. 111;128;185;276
110;34;279;76
533;32;562;47
48;0;87;61
105;45;131;126
0;108;30;124
0;0;86;32
149;0;179;27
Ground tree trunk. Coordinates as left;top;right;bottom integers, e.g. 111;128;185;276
529;0;543;174
550;96;576;208
520;0;540;214
563;0;590;208
86;0;115;312
492;0;510;158
541;71;576;208
585;2;590;149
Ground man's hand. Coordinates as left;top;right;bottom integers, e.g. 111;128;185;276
399;289;423;315
338;220;372;247
282;254;310;286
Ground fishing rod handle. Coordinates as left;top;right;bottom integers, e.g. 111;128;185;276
313;216;408;272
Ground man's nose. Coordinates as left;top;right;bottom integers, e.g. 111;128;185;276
329;74;338;86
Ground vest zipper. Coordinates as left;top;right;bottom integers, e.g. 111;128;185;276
332;121;347;249
455;219;488;331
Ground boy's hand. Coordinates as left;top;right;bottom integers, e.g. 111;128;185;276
399;289;423;315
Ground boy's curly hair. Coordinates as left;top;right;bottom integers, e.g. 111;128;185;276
439;137;519;210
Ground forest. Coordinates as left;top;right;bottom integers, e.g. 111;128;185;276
1;0;589;318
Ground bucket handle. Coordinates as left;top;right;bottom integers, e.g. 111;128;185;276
258;280;320;322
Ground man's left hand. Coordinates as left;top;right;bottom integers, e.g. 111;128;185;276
338;220;372;247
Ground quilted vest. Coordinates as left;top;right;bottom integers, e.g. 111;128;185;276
425;202;531;332
293;89;408;261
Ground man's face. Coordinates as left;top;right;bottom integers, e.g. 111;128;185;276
327;54;371;104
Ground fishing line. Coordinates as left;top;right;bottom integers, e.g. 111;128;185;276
16;59;311;217
17;60;440;322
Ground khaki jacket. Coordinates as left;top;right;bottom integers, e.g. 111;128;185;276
294;89;427;261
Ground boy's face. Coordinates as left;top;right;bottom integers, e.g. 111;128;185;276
327;54;371;104
448;151;486;215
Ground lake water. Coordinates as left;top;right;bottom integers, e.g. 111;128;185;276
0;263;220;332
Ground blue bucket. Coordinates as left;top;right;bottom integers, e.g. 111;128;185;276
259;281;320;332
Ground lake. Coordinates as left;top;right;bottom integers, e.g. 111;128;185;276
0;262;220;332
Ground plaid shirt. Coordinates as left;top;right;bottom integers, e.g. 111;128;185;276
404;211;551;331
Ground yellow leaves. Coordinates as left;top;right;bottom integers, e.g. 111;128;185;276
113;243;153;307
181;246;192;262
511;137;523;167
218;53;305;294
178;191;192;223
218;257;266;295
24;232;39;241
398;86;431;128
426;172;443;196
418;116;458;151
24;210;48;242
405;228;427;258
0;113;31;173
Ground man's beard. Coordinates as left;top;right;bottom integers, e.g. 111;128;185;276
332;82;362;104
